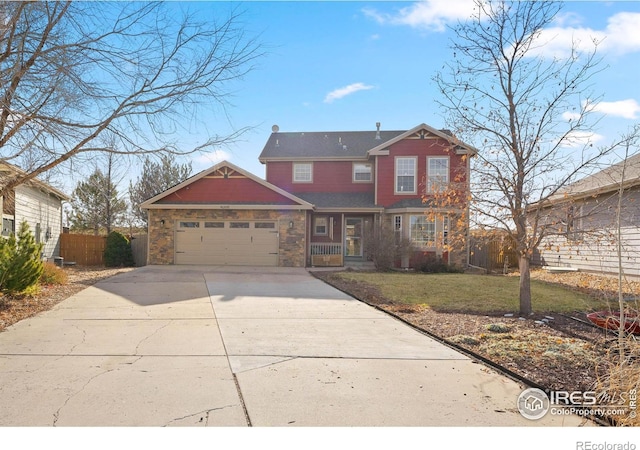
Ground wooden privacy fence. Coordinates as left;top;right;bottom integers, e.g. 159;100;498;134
60;233;148;266
469;234;519;273
130;234;148;267
60;234;106;266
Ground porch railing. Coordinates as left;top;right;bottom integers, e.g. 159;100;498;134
310;243;342;255
310;243;343;267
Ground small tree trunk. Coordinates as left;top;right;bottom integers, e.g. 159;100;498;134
519;254;532;316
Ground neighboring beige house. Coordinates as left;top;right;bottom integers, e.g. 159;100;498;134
532;153;640;277
0;162;69;260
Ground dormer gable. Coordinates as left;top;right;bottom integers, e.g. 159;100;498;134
368;123;478;157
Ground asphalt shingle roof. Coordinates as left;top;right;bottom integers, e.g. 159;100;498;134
294;192;378;209
259;130;406;160
550;152;640;201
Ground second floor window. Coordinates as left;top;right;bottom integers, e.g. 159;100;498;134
427;157;449;193
293;162;312;182
396;157;416;193
353;163;372;182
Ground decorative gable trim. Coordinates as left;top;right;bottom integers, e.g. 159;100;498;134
205;166;244;179
368;123;478;156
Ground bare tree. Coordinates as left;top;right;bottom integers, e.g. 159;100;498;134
433;0;618;315
0;1;261;198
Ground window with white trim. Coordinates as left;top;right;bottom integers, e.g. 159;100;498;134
427;157;449;193
2;218;15;237
442;216;449;246
395;157;416;193
566;205;583;241
353;163;372;182
410;215;435;247
293;163;312;182
313;217;328;236
394;215;402;233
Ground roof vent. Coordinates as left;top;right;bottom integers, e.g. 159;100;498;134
375;122;381;140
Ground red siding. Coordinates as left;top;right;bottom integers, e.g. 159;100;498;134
266;161;374;194
376;138;467;207
157;176;297;205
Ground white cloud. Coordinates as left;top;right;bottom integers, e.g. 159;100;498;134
194;149;231;166
363;0;475;32
591;99;640;119
562;111;581;122
324;82;374;103
559;130;605;149
564;99;640;121
364;3;640;57
530;12;640;58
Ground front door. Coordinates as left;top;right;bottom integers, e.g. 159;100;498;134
345;218;363;257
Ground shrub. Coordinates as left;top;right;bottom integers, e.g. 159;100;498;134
413;253;462;274
40;262;68;285
0;221;44;294
104;231;134;267
486;323;511;333
364;223;412;271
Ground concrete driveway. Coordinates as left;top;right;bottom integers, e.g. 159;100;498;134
0;266;589;426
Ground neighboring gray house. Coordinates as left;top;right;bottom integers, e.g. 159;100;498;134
0;163;69;260
532;153;640;277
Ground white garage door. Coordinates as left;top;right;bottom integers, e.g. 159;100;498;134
175;220;278;266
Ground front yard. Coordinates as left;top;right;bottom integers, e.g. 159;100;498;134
314;269;640;426
332;272;610;313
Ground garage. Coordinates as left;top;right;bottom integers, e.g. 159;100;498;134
175;220;278;266
141;161;313;267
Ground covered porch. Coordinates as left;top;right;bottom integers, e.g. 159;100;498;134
308;212;380;267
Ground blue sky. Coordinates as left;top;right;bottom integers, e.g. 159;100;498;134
177;0;640;180
65;1;640;191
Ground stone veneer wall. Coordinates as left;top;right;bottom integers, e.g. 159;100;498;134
147;209;307;267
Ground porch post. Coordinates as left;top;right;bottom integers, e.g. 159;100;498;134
341;212;345;266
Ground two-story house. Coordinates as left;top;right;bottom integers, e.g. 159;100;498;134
142;123;476;268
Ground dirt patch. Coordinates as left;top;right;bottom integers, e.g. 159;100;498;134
0;265;135;332
313;270;634;395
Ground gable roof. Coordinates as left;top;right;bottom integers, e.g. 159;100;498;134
141;160;313;210
368;123;478;156
0;162;69;201
546;152;640;203
259;123;478;162
259;129;405;161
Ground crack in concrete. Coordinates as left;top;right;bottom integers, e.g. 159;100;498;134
67;322;87;355
230;356;297;374
165;404;236;426
134;321;172;355
51;357;142;426
52;366;116;426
